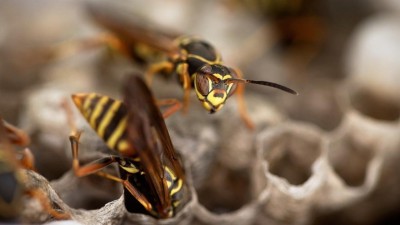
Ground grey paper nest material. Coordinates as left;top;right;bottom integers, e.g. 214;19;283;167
15;101;393;225
2;0;400;225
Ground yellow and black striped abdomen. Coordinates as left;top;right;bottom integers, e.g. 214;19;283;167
71;93;133;155
164;166;185;212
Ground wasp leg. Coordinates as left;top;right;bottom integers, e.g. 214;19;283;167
3;120;30;146
62;89;153;213
19;148;35;171
177;63;191;114
68;133;153;213
26;188;71;219
95;171;154;213
69;132;120;177
233;69;255;130
157;99;183;118
146;61;190;114
63;98;117;176
145;61;174;86
64;98;120;176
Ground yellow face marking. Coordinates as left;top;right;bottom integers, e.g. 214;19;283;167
206;90;227;107
97;100;122;138
195;88;205;100
208;77;213;93
202;101;212;111
193;69;234;112
193;73;206;100
221;74;234;95
204;74;232;110
170;179;183;196
107;116;127;150
226;83;234;95
212;74;232;80
82;93;97;117
89;96;109;128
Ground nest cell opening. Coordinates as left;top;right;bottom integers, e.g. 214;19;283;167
196;163;252;214
327;133;374;187
263;130;322;185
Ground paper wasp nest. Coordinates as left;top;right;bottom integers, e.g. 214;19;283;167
1;0;400;225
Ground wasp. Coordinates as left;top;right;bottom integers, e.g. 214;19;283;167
67;75;190;218
0;119;70;222
55;1;297;129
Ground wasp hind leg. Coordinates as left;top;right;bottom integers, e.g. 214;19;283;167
233;68;255;130
157;99;183;118
95;171;154;213
69;131;120;177
63;99;154;213
63;98;120;177
68;129;154;213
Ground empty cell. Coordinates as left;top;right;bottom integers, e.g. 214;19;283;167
261;125;323;185
196;163;252;214
327;131;374;187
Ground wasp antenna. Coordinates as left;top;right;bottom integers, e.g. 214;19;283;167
226;78;298;95
246;80;298;95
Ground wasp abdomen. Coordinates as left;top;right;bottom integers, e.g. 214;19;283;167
71;93;131;154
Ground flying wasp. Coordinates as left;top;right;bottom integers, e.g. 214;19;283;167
0;118;70;222
55;1;297;129
67;74;190;218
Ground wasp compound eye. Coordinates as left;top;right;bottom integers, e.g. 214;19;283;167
195;73;211;96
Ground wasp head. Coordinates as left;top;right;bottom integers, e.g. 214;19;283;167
193;64;237;113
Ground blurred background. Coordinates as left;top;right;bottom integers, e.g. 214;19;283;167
0;0;400;224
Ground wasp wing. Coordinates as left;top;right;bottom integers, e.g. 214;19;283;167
123;74;185;217
85;0;180;55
